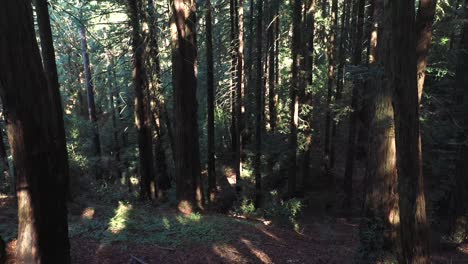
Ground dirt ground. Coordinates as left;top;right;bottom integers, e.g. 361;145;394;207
1;193;467;264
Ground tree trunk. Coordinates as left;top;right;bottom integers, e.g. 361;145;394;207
360;1;400;260
229;0;239;191
108;66;122;180
330;0;351;174
267;0;277;133
79;25;102;179
171;0;204;212
236;0;246;195
343;0;365;208
289;0;302;197
206;0;217;203
391;0;430;262
0;1;70;262
416;0;437;103
301;0;316;186
324;0;338;172
34;0;71;198
128;0;157;201
254;0;263;208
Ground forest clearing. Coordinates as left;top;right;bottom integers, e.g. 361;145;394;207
0;0;467;263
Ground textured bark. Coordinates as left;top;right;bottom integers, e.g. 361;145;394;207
301;0;316;184
0;1;70;262
343;0;365;208
128;0;156;201
391;0;430;262
171;0;204;212
361;1;400;260
229;0;239;191
324;0;338;171
289;0;302;197
267;0;277;133
79;25;102;179
235;0;245;193
34;0;71;198
108;67;122;180
416;0;437;102
330;0;351;171
205;0;216;203
254;0;263;208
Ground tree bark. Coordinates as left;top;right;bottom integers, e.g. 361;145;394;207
0;1;70;262
34;0;71;198
205;0;217;203
343;0;365;208
254;0;263;208
360;1;400;260
235;0;246;195
79;25;102;179
128;0;157;201
171;0;204;212
289;0;302;197
324;0;338;172
391;0;430;262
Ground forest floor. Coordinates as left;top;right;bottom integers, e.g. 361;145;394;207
1;178;468;263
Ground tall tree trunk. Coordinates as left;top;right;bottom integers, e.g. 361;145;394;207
0;1;70;262
343;0;365;208
289;0;302;197
128;0;157;201
391;0;430;262
324;0;338;171
108;66;122;180
79;25;102;179
416;0;437;102
267;0;277;133
34;0;71;198
171;0;204;212
360;1;400;261
206;0;217;203
329;0;351;173
451;0;468;245
254;0;263;208
229;0;239;191
236;0;246;195
302;0;316;185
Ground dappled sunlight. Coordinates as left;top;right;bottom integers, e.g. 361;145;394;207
107;201;132;234
80;207;95;220
240;238;273;264
212;243;248;263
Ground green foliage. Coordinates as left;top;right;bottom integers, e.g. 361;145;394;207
69;200;255;247
356;218;397;264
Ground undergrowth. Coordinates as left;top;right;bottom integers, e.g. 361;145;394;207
69;200;256;247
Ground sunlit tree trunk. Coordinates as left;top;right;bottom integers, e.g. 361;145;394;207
235;0;245;194
170;0;204;212
0;1;70;262
289;0;302;197
205;0;217;203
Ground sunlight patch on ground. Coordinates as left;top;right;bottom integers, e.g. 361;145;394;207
241;238;273;264
107;201;132;234
212;243;248;263
81;207;95;220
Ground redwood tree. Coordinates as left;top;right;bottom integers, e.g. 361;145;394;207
391;0;430;262
171;0;204;212
0;1;70;262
